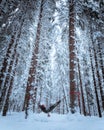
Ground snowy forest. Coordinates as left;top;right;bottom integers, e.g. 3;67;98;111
0;0;104;119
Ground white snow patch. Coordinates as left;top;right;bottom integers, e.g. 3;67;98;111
50;44;56;70
0;112;103;130
76;27;81;36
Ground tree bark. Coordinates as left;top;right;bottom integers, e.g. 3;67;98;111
69;0;76;113
24;0;44;119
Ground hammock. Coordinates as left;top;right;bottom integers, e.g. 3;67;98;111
39;97;65;113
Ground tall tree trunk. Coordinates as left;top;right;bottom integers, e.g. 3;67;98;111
69;0;76;113
24;0;44;119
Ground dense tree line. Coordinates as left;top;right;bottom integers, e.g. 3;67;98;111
0;0;104;117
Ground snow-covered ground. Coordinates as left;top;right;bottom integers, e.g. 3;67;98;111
0;112;103;130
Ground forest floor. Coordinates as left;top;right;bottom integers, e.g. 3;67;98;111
0;112;103;130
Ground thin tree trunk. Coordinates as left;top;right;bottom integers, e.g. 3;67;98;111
0;34;16;90
85;9;103;117
1;14;26;115
90;26;103;115
2;53;19;116
0;16;25;113
0;16;24;109
62;85;69;113
77;60;86;116
89;47;102;117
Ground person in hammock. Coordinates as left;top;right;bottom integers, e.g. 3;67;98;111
39;97;65;116
39;100;61;113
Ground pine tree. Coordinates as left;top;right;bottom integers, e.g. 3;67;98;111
69;0;77;113
24;0;44;119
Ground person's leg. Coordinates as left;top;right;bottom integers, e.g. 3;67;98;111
47;100;61;112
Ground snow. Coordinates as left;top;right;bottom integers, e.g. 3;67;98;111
76;27;81;36
0;112;103;130
50;44;56;70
